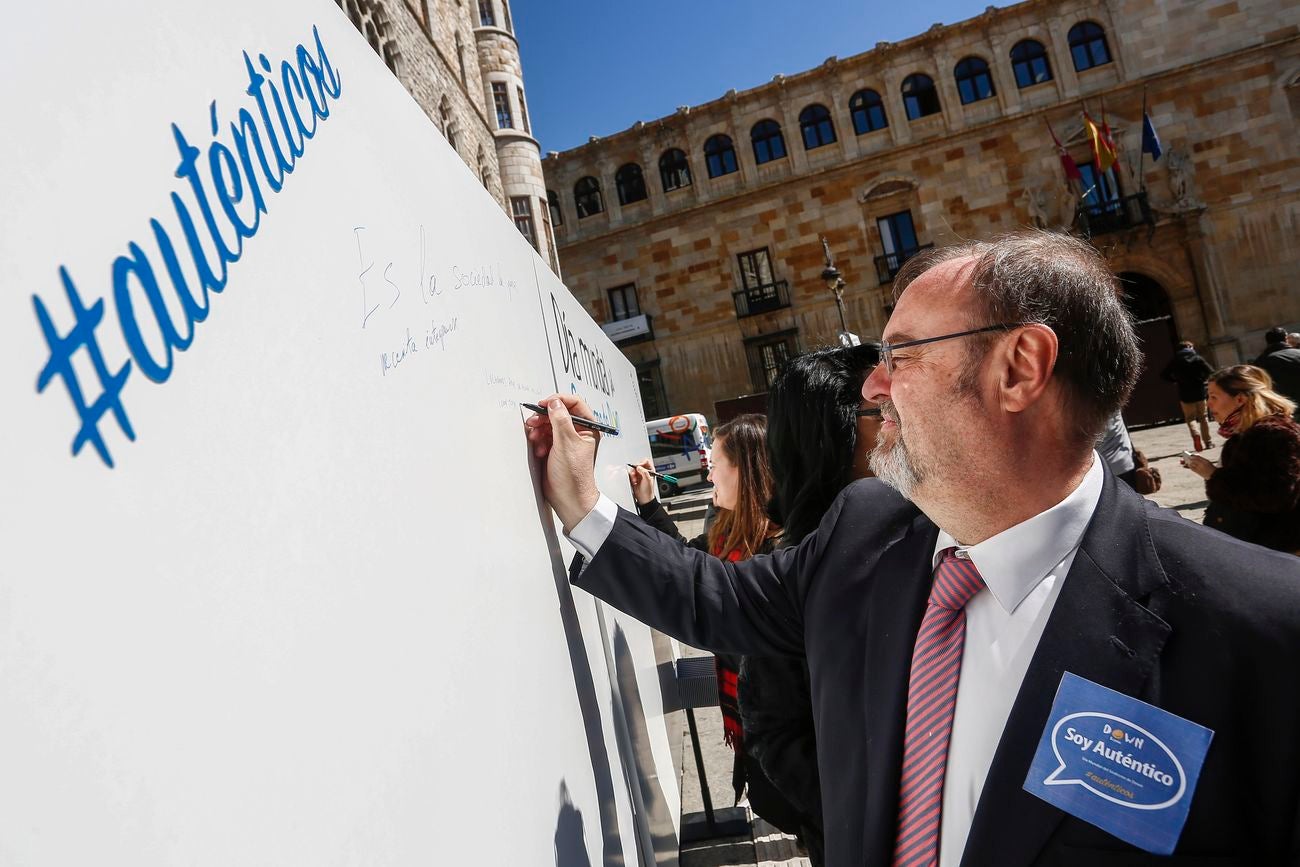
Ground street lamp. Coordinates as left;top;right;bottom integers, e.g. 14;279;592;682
820;236;860;347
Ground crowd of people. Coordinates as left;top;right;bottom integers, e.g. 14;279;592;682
525;230;1300;866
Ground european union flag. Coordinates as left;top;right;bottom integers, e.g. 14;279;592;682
1142;112;1163;161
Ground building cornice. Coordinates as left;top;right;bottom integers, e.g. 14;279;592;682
494;129;541;150
544;0;1070;162
473;24;519;46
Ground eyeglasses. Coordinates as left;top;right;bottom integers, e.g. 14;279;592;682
879;322;1029;375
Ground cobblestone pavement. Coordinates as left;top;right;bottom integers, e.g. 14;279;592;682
667;422;1213;866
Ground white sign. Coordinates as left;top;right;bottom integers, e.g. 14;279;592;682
600;313;653;343
0;3;677;865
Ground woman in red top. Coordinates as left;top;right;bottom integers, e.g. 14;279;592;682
627;415;794;829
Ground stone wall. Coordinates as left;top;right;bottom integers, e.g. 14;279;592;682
333;0;553;234
546;0;1300;416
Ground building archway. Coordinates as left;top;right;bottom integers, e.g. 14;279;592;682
1118;272;1182;427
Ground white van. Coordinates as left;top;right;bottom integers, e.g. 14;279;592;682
645;414;712;497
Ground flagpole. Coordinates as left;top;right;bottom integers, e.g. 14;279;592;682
1138;86;1148;192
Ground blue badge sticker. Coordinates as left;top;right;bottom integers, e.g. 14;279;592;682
1023;672;1214;855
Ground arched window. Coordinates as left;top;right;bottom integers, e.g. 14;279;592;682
750;119;787;164
1068;21;1112;71
439;97;458;152
849;89;888;134
547;189;563;226
478;147;492;191
1010;39;1053;88
704;134;738;178
615;163;647;205
798;104;837;150
901;74;941;120
659;149;692;191
574;176;604;218
343;0;400;75
954;57;996;105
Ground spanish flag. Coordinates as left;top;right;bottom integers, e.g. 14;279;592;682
1084;110;1118;174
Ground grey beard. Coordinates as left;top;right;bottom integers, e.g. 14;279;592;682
870;427;923;500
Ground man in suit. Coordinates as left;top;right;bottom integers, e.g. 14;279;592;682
525;230;1300;866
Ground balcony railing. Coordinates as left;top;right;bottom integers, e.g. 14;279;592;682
732;280;790;318
874;243;934;284
1076;192;1154;238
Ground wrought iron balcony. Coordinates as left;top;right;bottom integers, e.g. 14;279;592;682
732;280;791;318
874;243;934;283
1076;192;1154;238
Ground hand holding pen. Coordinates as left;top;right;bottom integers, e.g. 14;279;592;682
627;459;666;506
523;395;604;531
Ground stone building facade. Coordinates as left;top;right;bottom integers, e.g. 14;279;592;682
543;0;1300;425
336;0;558;272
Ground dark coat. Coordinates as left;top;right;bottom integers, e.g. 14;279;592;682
1205;414;1300;554
1254;343;1300;411
1160;347;1214;403
574;472;1300;866
631;499;809;836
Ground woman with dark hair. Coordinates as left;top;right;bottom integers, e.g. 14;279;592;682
742;343;880;865
1182;364;1300;555
627;414;789;826
767;343;883;540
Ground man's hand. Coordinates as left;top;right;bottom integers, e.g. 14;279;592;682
524;394;602;531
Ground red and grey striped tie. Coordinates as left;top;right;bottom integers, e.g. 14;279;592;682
892;547;985;867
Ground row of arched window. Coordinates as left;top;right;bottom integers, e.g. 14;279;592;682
558;21;1113;220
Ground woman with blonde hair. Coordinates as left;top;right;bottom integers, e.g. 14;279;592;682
1182;364;1300;554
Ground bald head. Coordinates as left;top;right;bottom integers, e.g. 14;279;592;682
891;230;1141;442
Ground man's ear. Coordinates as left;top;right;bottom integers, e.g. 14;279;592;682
998;324;1057;413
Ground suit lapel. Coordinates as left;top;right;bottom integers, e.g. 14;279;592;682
959;472;1173;867
859;514;940;865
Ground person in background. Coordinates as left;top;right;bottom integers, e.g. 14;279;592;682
1182;365;1300;555
1094;409;1136;488
742;342;881;866
1288;332;1300;349
626;415;798;832
1161;340;1215;450
1253;326;1300;417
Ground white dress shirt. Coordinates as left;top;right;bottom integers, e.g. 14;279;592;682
568;456;1105;866
932;455;1102;866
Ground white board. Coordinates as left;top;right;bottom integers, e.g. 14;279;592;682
0;3;679;865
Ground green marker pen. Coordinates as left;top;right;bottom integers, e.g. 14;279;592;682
628;464;678;484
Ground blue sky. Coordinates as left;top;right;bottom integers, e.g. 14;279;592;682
514;0;1002;154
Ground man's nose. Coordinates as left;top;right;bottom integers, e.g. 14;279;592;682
864;362;891;404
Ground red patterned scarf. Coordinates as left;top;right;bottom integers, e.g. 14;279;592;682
711;543;745;752
1218;407;1242;439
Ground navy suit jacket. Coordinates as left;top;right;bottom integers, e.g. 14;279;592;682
571;472;1300;865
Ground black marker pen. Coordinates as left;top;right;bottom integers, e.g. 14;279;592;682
521;402;620;436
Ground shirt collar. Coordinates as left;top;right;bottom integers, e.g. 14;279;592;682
933;454;1105;614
